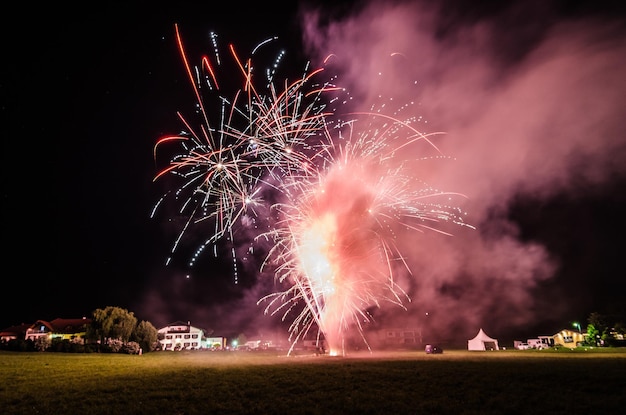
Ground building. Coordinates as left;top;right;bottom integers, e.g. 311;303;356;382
24;318;91;342
374;327;423;348
553;328;586;348
0;323;31;342
157;321;225;350
203;337;225;349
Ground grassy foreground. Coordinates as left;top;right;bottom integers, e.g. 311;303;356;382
1;348;625;414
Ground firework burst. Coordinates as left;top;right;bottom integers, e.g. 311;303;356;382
153;25;473;356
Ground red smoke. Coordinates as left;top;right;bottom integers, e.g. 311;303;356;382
297;0;626;342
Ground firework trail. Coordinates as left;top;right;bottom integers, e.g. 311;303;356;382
151;25;330;269
153;24;473;356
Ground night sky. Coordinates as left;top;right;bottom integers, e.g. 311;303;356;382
3;0;625;345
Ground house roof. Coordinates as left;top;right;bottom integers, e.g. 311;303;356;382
554;328;586;336
0;323;31;337
161;321;214;334
28;318;91;334
49;318;91;334
2;318;91;337
31;320;55;332
166;321;192;327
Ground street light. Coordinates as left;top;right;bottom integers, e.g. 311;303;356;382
573;322;581;333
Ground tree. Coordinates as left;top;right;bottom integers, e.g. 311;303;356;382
588;312;608;333
585;324;600;346
132;320;158;353
586;311;618;346
88;306;137;345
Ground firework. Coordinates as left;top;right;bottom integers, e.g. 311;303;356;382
153;25;473;356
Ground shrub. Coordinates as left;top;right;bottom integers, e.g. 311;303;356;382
122;341;142;354
34;336;51;352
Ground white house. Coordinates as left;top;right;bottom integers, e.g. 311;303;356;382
157;321;217;351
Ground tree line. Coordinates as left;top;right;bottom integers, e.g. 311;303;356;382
1;306;159;354
584;311;626;347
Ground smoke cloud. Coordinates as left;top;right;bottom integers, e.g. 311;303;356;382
140;0;625;346
296;0;626;342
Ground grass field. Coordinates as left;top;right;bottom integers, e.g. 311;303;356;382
1;348;624;414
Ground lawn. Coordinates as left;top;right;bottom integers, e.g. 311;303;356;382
1;348;624;414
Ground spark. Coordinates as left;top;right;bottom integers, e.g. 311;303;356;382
153;25;473;356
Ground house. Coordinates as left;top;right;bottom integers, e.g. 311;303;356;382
206;336;227;350
294;338;327;353
25;318;91;342
553;328;586;348
0;323;31;342
157;321;216;351
375;327;423;347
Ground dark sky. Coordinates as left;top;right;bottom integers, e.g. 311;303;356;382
2;0;625;345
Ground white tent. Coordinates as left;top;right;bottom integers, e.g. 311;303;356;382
468;328;499;351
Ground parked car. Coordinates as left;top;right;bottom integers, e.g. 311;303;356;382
425;344;443;354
